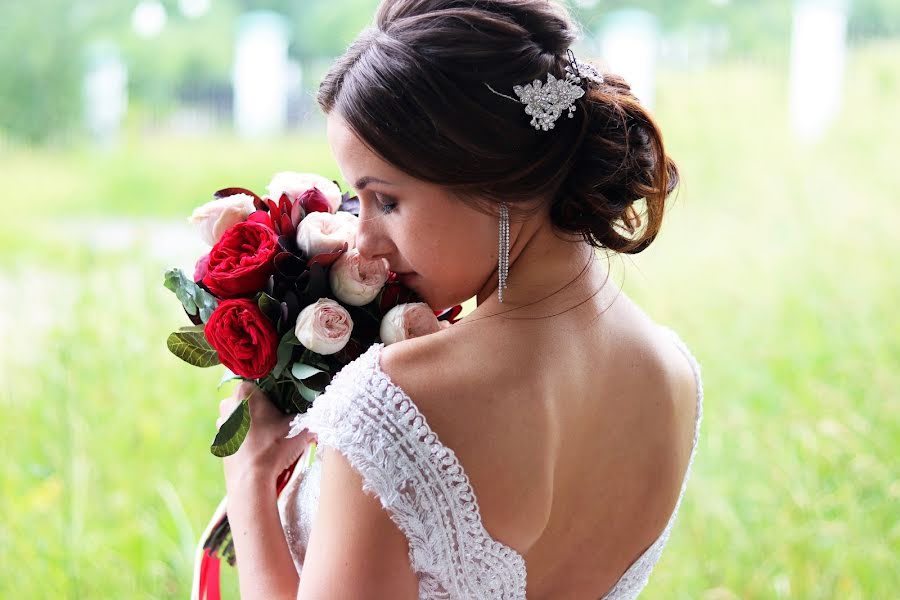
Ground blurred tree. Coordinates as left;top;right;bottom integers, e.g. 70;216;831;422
2;0;896;145
0;0;84;143
848;0;900;38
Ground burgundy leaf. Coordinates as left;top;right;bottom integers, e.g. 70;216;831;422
291;198;306;227
338;195;360;216
278;192;291;215
214;187;262;204
307;243;348;270
279;213;294;237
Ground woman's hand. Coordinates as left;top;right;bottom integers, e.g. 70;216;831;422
217;380;316;493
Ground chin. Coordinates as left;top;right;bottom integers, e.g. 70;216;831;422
419;289;466;314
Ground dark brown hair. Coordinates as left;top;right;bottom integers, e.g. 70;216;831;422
317;0;678;254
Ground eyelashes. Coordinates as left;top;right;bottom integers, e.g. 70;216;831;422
376;194;397;215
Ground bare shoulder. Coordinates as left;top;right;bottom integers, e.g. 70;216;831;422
610;321;700;533
378;329;554;553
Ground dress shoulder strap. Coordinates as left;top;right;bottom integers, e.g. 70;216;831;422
287;344;527;599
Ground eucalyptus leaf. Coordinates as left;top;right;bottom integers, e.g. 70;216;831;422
210;398;251;457
291;362;324;381
167;325;220;367
163;268;218;323
295;380;319;403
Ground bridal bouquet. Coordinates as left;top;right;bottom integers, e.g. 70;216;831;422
163;172;462;600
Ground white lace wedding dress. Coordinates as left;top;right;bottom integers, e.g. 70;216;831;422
278;325;703;599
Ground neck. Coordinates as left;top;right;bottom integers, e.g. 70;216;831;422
469;216;605;318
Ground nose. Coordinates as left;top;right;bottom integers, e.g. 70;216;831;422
354;208;392;262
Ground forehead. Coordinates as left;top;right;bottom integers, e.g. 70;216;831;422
326;112;403;184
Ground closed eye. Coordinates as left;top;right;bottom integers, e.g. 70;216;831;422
376;194;397;215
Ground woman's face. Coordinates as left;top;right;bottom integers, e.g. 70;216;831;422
326;112;500;310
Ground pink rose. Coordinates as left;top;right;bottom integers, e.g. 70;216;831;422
193;253;210;282
295;211;357;258
379;303;442;345
187;193;255;246
329;248;389;306
266;172;342;213
294;298;353;355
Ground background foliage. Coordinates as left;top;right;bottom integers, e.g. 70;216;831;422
1;1;897;598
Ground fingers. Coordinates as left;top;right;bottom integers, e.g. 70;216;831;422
236;380;262;402
216;382;257;427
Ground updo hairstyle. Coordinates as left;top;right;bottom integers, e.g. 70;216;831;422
318;0;679;253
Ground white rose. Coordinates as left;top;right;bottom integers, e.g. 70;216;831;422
379;303;442;346
294;298;353;355
187;193;255;246
295;211;357;257
330;248;390;306
266;171;343;213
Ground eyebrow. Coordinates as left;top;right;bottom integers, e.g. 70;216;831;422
354;176;393;191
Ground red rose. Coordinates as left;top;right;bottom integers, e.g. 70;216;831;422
247;209;275;230
204;299;279;379
202;221;279;298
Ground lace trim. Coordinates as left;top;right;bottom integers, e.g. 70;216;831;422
288;343;528;600
599;325;704;599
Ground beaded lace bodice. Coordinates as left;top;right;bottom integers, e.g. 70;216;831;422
278;325;703;599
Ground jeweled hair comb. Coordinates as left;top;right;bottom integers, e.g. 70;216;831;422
486;48;604;131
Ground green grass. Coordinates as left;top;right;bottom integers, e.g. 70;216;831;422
2;40;898;599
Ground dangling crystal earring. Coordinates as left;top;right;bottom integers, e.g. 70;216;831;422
498;202;509;303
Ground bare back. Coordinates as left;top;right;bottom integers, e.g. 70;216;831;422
398;279;701;599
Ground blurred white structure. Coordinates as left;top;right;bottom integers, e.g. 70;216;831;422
179;0;210;19
82;41;128;148
789;0;849;143
131;0;167;39
597;9;660;109
233;11;290;138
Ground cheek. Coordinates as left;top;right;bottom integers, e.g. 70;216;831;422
407;211;497;295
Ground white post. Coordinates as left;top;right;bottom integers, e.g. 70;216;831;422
82;41;128;149
596;9;660;109
233;11;290;138
788;0;849;143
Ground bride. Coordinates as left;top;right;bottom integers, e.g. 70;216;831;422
216;1;702;598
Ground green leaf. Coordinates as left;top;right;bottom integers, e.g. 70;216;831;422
163;268;218;323
281;329;302;345
210;398;251;457
273;330;298;378
295;380;319;403
256;292;282;324
291;362;324;381
299;348;329;369
217;368;241;390
167;325;220;368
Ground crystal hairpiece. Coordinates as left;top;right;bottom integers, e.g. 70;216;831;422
485;48;604;131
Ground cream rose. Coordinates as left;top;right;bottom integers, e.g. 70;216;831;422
187;193;255;246
295;211;357;257
329;248;390;306
294;298;353;355
266;171;343;213
379;303;442;346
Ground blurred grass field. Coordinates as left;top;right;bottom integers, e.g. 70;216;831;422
2;40;898;599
